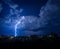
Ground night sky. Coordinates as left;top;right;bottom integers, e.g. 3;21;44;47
0;0;60;36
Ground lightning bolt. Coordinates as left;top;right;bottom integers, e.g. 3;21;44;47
15;16;25;37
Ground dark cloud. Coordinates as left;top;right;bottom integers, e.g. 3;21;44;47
39;0;60;34
0;4;3;13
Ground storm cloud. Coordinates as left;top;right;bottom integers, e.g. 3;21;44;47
39;0;60;34
0;0;60;36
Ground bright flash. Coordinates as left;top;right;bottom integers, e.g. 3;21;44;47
15;16;25;37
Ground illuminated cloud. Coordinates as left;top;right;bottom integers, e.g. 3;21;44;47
39;0;60;27
39;0;60;34
1;0;60;36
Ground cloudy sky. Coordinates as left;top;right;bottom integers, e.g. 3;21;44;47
0;0;60;36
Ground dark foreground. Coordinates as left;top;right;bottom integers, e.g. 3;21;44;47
0;33;60;48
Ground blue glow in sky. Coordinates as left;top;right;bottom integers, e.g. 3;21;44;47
0;0;60;36
15;16;25;36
